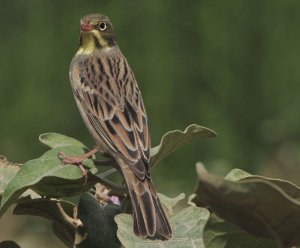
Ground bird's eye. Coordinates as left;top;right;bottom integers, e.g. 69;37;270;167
99;22;107;31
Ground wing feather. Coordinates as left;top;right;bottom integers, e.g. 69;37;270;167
72;55;150;178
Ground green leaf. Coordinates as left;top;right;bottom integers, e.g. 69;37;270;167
39;133;86;148
243;176;300;201
203;214;276;248
150;124;217;167
14;193;121;248
115;205;210;247
19;189;42;202
225;168;300;202
158;193;185;215
0;146;96;217
224;168;252;181
14;198;75;222
193;163;300;247
14;198;76;247
77;193;120;248
52;221;76;248
0;155;20;198
0;241;21;248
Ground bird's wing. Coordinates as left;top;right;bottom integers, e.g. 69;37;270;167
73;55;150;179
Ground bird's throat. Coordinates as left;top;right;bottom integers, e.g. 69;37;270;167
77;31;110;55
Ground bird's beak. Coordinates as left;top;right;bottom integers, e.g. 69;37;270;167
80;22;93;32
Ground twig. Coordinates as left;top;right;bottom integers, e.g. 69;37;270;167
98;168;117;178
94;159;117;167
55;202;82;230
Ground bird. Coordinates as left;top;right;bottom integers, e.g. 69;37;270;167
64;13;172;240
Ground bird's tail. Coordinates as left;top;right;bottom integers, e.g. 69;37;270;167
117;159;172;240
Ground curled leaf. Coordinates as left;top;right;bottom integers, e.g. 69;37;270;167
14;198;76;247
0;241;21;248
77;193;121;248
0;156;20;198
0;146;96;217
158;193;185;216
203;214;276;248
115;201;210;247
39;133;86;148
150;124;216;167
193;163;300;247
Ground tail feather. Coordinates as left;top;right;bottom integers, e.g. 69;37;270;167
118;159;172;240
130;179;155;237
152;192;172;239
131;188;148;237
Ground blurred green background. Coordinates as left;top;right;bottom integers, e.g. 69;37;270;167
1;0;300;247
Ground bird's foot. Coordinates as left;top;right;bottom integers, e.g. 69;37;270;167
58;147;98;184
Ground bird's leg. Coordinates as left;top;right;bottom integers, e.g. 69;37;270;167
59;147;98;164
58;147;99;184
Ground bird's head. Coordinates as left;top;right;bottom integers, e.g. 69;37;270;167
77;14;117;54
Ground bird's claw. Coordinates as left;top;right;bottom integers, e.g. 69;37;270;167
58;152;88;185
